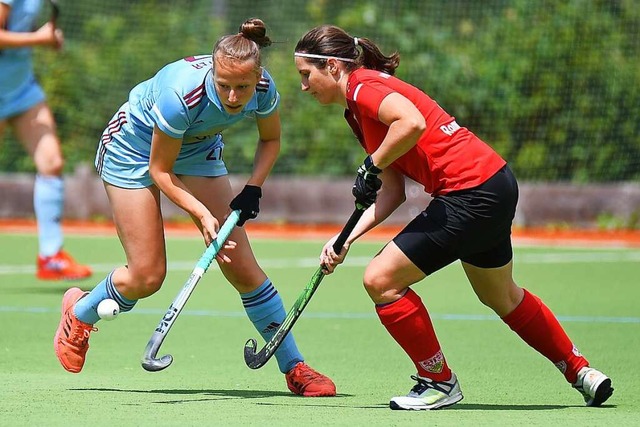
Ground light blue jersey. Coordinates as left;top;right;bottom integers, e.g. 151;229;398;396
95;55;280;188
0;0;46;119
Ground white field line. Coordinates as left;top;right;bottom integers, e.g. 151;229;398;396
0;305;638;324
2;251;640;275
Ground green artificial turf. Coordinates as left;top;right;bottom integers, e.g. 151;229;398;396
1;232;638;426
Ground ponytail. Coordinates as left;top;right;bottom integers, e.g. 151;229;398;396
295;25;399;75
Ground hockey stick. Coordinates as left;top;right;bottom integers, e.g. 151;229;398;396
243;207;365;369
141;210;240;372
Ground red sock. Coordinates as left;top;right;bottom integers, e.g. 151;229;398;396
502;288;589;383
376;288;451;381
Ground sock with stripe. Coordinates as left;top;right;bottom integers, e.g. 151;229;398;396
74;270;137;324
502;288;589;383
376;288;452;381
241;279;304;373
34;175;64;257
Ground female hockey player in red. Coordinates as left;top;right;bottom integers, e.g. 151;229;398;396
293;24;613;410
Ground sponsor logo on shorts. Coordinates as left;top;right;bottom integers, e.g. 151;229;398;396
419;350;445;373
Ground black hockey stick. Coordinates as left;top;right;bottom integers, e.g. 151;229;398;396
141;210;240;372
49;0;60;24
243;206;365;369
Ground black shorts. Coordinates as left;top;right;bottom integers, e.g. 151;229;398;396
393;165;519;275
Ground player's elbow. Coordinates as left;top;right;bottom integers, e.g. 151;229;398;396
148;166;167;187
407;115;426;138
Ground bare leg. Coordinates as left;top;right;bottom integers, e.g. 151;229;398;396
462;260;523;316
181;175;267;292
104;183;167;299
11;102;64;176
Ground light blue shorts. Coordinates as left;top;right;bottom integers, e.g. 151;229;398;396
95;113;228;189
0;76;45;120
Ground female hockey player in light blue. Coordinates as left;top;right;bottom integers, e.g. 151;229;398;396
54;18;336;397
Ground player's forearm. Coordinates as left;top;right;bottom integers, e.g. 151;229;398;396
346;169;406;244
0;30;50;48
370;120;423;169
347;190;403;244
247;138;280;187
151;170;209;220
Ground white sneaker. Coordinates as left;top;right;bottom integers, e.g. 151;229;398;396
390;373;463;410
573;367;614;407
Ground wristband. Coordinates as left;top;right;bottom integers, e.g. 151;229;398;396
364;155;382;174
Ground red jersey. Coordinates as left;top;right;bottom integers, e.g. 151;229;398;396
345;69;506;196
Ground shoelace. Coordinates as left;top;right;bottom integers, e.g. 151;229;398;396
68;318;97;346
296;366;318;381
292;365;330;384
45;258;69;270
409;375;451;395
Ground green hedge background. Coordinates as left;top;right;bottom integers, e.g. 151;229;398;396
2;0;638;182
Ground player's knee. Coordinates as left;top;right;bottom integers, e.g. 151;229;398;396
475;283;522;316
362;265;393;300
37;153;64;176
131;268;166;298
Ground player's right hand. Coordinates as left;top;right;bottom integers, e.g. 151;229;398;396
36;22;63;50
319;235;350;274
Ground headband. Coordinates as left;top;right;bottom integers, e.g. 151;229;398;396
294;52;356;63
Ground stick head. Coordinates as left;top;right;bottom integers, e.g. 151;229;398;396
141;354;173;372
243;338;262;369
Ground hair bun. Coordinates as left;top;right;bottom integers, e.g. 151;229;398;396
239;18;272;48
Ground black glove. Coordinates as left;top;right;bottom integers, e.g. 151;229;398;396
352;155;382;210
230;185;262;226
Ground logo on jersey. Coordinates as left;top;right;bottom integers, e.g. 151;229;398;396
184;55;212;70
440;120;461;136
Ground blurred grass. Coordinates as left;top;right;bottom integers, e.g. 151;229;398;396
0;232;639;426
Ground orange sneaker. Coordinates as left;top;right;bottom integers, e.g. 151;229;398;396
285;362;337;397
54;287;96;373
37;249;92;281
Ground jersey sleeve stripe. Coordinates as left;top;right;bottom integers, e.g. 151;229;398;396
184;83;205;109
353;83;364;102
256;92;279;116
152;104;183;136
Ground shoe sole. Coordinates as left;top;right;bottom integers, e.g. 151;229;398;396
389;393;464;410
589;379;614;407
299;391;337;397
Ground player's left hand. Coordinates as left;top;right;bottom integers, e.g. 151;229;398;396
230;185;262;226
352;155;382;210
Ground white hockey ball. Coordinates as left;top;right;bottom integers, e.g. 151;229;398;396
97;299;120;321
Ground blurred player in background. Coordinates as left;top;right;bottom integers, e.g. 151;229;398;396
53;18;336;397
0;0;92;280
294;24;613;409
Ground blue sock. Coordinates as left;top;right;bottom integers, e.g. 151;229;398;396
34;175;64;257
241;279;304;373
75;270;137;324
